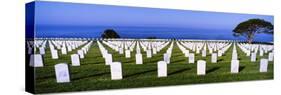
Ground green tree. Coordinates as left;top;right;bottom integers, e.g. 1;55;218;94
233;18;273;44
101;29;120;38
146;36;157;39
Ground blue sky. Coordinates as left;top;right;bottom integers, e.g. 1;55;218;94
34;1;273;29
30;1;274;41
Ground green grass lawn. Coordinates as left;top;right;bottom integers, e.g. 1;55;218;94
34;41;273;93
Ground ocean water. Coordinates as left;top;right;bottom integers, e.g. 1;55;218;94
35;26;273;42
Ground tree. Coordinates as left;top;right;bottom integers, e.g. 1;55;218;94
146;36;157;39
233;18;273;44
101;29;120;38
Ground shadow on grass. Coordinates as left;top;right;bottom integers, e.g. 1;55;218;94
72;72;110;81
123;60;135;64
37;70;80;80
172;54;184;58
206;67;220;74
171;59;186;64
144;58;162;64
168;68;191;76
82;60;105;65
218;59;223;62
239;66;245;72
36;75;56;80
123;69;157;78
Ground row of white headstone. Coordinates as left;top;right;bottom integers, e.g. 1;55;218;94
97;41;113;65
54;56;270;83
163;42;174;64
28;40;88;55
29;40;92;67
71;41;93;66
177;41;232;64
30;39;273;83
237;43;274;62
101;40;171;65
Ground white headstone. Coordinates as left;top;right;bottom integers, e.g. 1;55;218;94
232;52;238;60
71;54;80;66
246;51;250;56
184;50;189;57
146;49;152;58
153;48;157;54
211;53;217;63
51;50;59;59
251;53;256;62
209;49;213;54
67;46;72;52
157;61;167;77
61;47;67;55
28;47;32;54
29;54;44;67
105;54;113;65
202;50;206;57
78;50;84;59
189;53;195;63
197;60;206;75
110;62;123;80
136;48;141;54
55;63;70;83
163;53;170;64
268;52;274;61
39;47;45;54
125;50;131;58
135;53;143;64
231;60;239;73
218;50;222;57
101;50;107;58
259;50;264;56
259;59;268;72
196;49;200;54
119;48;124;54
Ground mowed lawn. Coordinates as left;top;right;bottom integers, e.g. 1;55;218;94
34;41;273;93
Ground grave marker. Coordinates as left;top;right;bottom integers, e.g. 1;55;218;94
157;61;167;77
39;47;45;54
163;53;170;64
55;63;70;83
135;53;143;64
146;49;152;58
202;50;206;57
105;54;113;65
71;54;80;66
260;59;268;72
125;50;131;58
211;53;217;63
197;60;206;75
110;62;123;80
231;60;239;73
51;50;59;59
29;54;44;67
78;50;84;59
251;53;256;62
184;50;189;57
268;52;274;61
119;48;124;54
61;47;67;55
189;53;195;63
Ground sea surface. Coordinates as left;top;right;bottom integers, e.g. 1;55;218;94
35;26;273;42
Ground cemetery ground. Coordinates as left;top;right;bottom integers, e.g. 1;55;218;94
34;40;273;93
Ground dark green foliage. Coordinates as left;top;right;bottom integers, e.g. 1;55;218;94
147;36;157;39
233;19;273;43
101;29;120;38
